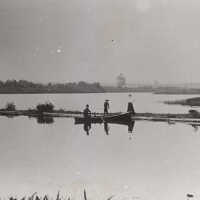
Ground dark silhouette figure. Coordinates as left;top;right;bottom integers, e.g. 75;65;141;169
127;102;135;114
84;189;87;200
127;94;135;114
104;100;109;115
83;104;91;135
83;104;91;118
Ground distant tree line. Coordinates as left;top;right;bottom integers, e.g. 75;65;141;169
0;80;105;93
2;79;200;94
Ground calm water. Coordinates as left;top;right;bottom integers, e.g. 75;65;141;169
0;93;200;200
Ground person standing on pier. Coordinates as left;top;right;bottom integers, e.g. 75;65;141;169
104;100;110;115
127;94;135;114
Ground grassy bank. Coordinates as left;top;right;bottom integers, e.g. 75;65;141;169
164;97;200;107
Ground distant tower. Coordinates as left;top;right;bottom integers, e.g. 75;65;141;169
117;73;126;88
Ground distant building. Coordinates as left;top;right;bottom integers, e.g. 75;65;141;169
117;73;126;88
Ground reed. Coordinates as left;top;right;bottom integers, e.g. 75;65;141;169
6;191;114;200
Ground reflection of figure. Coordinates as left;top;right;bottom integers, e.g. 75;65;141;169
128;121;135;140
83;104;92;135
127;94;135;114
128;121;135;133
104;122;110;135
104;100;110;115
84;121;91;135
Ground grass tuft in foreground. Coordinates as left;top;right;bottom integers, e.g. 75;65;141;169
7;191;114;200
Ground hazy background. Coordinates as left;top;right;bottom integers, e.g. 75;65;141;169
0;0;200;84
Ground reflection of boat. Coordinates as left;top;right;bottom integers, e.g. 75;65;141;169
75;113;135;135
105;120;135;133
74;112;132;124
76;119;135;135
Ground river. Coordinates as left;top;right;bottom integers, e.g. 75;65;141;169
0;93;200;200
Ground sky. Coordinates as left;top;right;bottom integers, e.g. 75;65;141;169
1;0;200;84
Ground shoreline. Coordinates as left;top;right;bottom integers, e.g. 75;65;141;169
2;109;200;124
164;97;200;107
0;91;199;95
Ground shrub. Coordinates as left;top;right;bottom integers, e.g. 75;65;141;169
5;102;16;111
36;102;54;113
189;109;200;118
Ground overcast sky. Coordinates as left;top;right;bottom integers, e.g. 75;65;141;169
0;0;200;84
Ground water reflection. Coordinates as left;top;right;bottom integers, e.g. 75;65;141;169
128;120;135;133
7;114;200;136
36;116;54;124
104;122;109;135
191;124;199;132
83;120;91;135
80;120;135;136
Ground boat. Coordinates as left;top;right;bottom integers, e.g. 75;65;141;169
74;112;132;124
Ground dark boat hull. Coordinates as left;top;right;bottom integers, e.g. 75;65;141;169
74;112;132;124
